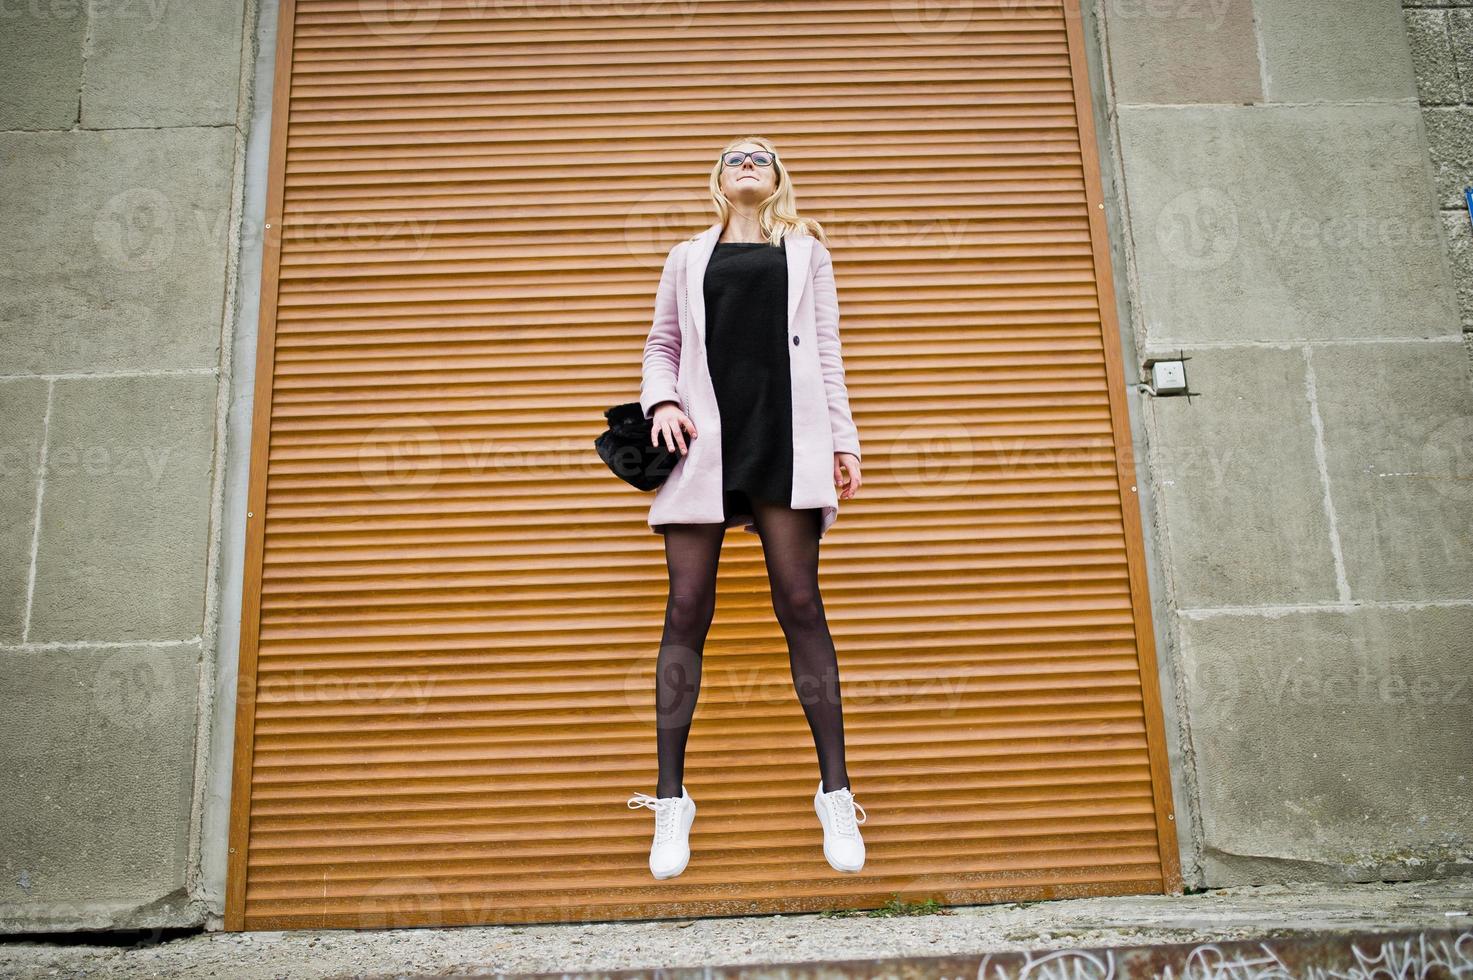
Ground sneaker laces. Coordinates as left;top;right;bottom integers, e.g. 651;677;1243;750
627;792;683;843
823;786;867;837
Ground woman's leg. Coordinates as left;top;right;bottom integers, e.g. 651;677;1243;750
655;522;726;799
749;497;850;793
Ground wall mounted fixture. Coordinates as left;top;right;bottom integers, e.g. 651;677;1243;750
1139;350;1197;400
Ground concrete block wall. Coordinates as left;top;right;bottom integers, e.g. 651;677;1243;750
0;0;254;929
1404;0;1473;330
1093;0;1473;886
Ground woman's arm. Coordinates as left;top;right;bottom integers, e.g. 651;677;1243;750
639;242;684;419
812;241;861;461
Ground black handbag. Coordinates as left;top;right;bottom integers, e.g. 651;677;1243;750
594;401;680;491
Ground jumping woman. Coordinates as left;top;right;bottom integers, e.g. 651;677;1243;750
625;137;866;879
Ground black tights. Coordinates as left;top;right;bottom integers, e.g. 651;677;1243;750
653;494;849;799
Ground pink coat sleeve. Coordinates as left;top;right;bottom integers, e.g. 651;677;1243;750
639;242;684;419
812;241;862;461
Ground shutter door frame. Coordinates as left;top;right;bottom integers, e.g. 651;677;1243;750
1064;0;1182;889
225;0;297;931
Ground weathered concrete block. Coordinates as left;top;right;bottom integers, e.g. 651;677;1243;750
1103;0;1262;105
1256;0;1418;102
1310;342;1473;601
27;375;217;643
1118;104;1458;343
1179;605;1473;885
0;380;49;644
80;0;245;128
1423;106;1473;211
0;4;86;130
1450;9;1473;103
1146;347;1339;607
0;642;199;922
1441;210;1473;331
0;129;235;375
1404;9;1463;105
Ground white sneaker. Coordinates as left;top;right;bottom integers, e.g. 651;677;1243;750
627;784;696;879
814;779;867;872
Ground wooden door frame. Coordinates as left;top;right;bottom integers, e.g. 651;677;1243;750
224;0;296;932
1063;0;1184;891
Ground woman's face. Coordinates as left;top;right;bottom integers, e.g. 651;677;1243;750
718;143;778;204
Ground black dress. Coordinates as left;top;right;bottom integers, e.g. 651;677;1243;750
702;240;793;525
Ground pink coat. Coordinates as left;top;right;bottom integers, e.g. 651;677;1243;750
639;221;861;538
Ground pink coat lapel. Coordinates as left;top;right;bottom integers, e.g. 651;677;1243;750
639;221;860;538
684;221;814;352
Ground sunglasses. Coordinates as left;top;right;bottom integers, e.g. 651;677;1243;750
722;150;776;167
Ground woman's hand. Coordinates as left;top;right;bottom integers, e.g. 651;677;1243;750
651;401;697;455
834;452;862;500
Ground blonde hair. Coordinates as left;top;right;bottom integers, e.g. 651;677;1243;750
707;136;827;246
